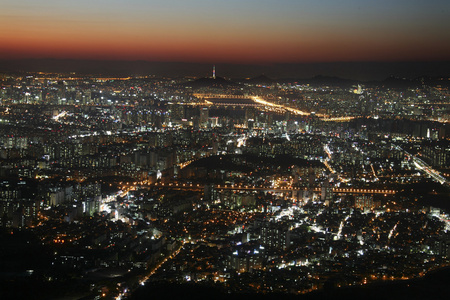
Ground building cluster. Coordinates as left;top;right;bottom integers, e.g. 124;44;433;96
0;72;449;298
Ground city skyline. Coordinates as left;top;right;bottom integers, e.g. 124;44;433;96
1;63;450;300
2;2;450;299
1;0;450;65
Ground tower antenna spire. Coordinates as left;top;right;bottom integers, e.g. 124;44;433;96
213;65;216;79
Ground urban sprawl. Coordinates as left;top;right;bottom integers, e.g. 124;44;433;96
1;72;450;299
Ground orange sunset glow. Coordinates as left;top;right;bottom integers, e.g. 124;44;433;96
1;0;449;64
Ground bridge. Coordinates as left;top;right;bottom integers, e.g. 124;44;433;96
321;116;356;122
193;93;264;109
215;185;395;195
193;93;251;99
204;99;263;108
328;187;396;195
142;182;396;195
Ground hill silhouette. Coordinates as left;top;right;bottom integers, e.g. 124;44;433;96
2;59;450;81
246;74;275;85
184;76;238;89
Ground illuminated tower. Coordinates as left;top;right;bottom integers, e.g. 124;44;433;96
213;65;216;79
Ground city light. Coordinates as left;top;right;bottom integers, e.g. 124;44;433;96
1;70;449;299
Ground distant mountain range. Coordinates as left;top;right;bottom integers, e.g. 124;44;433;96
183;74;449;90
1;59;449;84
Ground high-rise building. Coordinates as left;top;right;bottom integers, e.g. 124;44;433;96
200;107;209;128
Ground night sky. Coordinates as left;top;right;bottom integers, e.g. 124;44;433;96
2;0;450;64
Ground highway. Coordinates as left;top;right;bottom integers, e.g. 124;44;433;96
193;93;355;121
394;144;449;186
412;156;448;185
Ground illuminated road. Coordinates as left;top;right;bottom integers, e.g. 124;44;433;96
323;144;350;183
251;96;312;116
52;110;68;121
252;96;355;122
336;215;351;240
321;116;356;122
193;93;354;121
115;240;185;300
412;156;448;185
394;144;448;186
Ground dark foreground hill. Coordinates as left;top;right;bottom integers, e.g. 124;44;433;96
129;267;450;300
